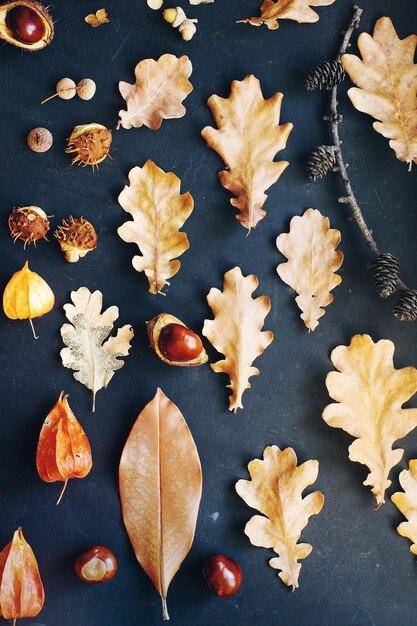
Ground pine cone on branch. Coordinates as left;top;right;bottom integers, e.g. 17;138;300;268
370;253;401;298
393;289;417;321
305;60;345;92
306;145;337;181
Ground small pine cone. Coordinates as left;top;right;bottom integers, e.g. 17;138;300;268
394;289;417;321
370;253;401;298
305;60;345;92
306;145;337;181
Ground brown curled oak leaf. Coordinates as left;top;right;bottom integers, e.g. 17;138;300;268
0;528;45;625
201;75;293;232
117;160;193;295
392;461;417;556
342;17;417;169
323;334;417;508
202;267;273;412
85;8;110;27
117;54;193;130
119;388;202;621
276;208;343;331
239;0;335;30
236;446;324;589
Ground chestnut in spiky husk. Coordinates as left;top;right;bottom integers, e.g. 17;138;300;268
66;123;112;170
0;1;54;51
8;206;50;247
54;216;97;263
147;313;208;366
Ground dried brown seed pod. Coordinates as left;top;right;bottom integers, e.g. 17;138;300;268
54;216;97;262
27;126;53;152
66;123;112;170
41;77;77;104
8;206;50;247
76;78;96;101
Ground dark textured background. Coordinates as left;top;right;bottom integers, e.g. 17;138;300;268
1;1;417;624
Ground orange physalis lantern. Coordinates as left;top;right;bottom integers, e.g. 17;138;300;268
36;392;93;505
2;261;55;339
0;528;45;626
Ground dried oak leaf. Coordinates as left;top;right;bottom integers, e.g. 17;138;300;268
117;54;193;130
60;287;134;412
202;267;273;412
239;0;335;30
392;461;417;556
85;8;110;27
323;334;417;508
201;75;293;232
236;446;324;589
118;160;193;295
119;388;202;620
342;17;417;169
276;208;343;331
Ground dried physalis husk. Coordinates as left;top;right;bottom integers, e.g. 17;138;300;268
55;216;97;263
8;206;50;247
3;261;54;338
66;123;112;170
36;392;93;505
0;528;45;624
85;8;110;27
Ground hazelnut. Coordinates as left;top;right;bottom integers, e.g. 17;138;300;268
27;127;53;153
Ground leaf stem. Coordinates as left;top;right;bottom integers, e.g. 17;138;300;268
328;5;408;290
161;597;170;621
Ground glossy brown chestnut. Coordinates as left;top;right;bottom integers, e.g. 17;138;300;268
159;323;203;362
75;546;118;584
6;5;45;43
202;554;242;597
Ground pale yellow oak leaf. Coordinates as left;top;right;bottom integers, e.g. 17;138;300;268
392;460;417;556
236;446;324;589
203;267;273;412
276;208;343;331
238;0;335;30
323;334;417;508
342;17;417;168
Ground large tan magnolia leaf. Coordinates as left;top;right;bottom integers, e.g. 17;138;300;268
60;287;134;412
276;208;343;331
239;0;335;30
117;54;193;130
119;389;202;620
236;446;324;589
323;335;417;508
342;17;417;169
118;160;193;295
201;75;293;232
392;461;417;556
202;267;273;412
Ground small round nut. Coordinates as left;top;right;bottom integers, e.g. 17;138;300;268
163;8;177;23
77;79;96;101
27;127;53;153
56;77;76;100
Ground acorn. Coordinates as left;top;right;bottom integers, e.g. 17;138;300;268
54;216;97;263
8;206;50;247
147;313;208;366
66;123;112;170
0;0;54;51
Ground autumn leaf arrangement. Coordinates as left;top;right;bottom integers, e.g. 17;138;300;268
306;6;417;322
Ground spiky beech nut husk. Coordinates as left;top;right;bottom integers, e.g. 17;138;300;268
8;206;50;247
147;313;208;366
0;0;54;51
66;123;112;170
54;216;97;263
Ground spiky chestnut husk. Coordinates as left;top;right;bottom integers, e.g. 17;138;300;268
0;1;54;51
54;216;97;263
305;60;345;91
66;123;112;170
393;289;417;322
370;253;401;299
147;313;208;367
8;206;50;247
